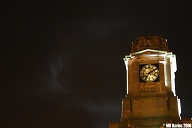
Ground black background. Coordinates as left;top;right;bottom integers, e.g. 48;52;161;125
1;0;192;128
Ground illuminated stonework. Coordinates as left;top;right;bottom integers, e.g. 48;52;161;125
131;35;169;53
109;35;192;128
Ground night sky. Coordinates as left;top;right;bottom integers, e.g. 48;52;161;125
1;1;192;128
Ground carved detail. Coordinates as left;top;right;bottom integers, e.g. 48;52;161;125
142;86;157;93
131;35;169;53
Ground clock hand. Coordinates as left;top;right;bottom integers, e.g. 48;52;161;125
148;68;157;75
146;69;157;79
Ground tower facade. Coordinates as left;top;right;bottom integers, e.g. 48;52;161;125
109;36;191;128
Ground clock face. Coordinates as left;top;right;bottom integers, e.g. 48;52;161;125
140;64;159;82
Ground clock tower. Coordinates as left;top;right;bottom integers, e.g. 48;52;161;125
109;35;190;128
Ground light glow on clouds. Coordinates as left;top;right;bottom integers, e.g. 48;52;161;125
84;101;119;113
83;101;121;128
48;56;66;91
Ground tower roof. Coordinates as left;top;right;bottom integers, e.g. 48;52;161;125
130;35;169;53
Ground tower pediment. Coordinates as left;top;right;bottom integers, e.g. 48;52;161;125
128;49;167;57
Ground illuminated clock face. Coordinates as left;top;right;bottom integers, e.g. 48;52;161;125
140;64;159;82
